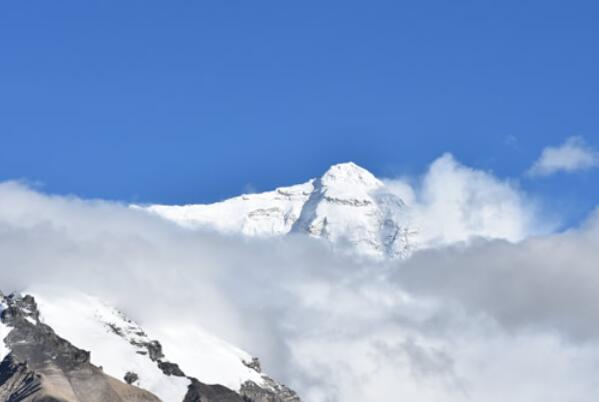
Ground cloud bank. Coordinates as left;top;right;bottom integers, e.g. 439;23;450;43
527;136;599;177
0;156;598;402
384;153;549;248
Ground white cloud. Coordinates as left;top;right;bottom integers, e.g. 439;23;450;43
398;208;599;341
384;153;549;249
0;156;597;402
527;136;599;177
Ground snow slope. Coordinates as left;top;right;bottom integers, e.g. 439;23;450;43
143;181;314;236
32;290;190;402
28;288;272;401
141;162;416;258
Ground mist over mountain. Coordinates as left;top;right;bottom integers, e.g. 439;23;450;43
0;155;597;402
141;156;542;259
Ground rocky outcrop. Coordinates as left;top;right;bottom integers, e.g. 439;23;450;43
238;360;300;402
240;377;300;402
184;380;244;402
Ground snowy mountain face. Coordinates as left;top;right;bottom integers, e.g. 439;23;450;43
0;290;300;402
142;162;415;259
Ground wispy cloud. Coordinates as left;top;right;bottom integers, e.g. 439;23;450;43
527;136;599;177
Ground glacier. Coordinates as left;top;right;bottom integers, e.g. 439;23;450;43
140;162;417;259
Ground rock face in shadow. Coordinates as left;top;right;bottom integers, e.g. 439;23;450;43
183;379;245;402
181;378;301;402
0;294;161;402
177;372;301;402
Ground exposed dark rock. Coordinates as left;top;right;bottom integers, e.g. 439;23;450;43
1;295;89;373
157;361;185;377
145;341;164;362
0;354;42;402
1;294;40;328
106;323;124;337
240;380;301;402
183;379;244;402
127;338;165;361
124;371;138;385
242;358;261;373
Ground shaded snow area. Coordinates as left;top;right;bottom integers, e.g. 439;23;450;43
30;288;266;399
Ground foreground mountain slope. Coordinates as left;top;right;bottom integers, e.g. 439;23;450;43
0;293;161;402
0;291;300;402
141;162;415;258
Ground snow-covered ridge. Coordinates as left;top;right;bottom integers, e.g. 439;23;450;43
142;180;314;237
139;162;416;258
0;289;300;402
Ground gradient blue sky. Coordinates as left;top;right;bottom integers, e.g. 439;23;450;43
1;1;598;224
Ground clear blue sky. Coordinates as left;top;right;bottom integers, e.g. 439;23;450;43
1;1;598;223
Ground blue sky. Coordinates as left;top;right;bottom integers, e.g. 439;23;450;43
1;1;598;224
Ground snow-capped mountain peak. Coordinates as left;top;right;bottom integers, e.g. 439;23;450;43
319;162;383;194
139;162;416;259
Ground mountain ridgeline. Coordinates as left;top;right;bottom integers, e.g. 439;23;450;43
0;291;300;402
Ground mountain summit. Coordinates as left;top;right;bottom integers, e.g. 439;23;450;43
142;162;415;258
319;162;383;193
